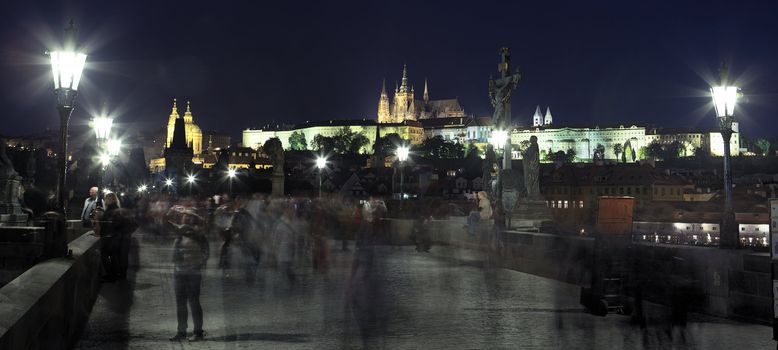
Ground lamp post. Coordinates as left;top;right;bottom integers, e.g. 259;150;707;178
397;146;409;200
92;116;113;204
316;156;327;197
227;168;236;195
711;62;741;249
186;173;197;196
164;178;174;194
50;21;87;214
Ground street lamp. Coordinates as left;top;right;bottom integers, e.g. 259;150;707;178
490;130;508;162
137;184;147;194
316;156;327;197
50;20;87;213
164;178;174;194
397;146;409;200
186;173;197;196
227;168;237;195
106;139;122;157
711;62;741;249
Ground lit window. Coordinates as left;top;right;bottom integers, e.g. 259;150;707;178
563;200;568;209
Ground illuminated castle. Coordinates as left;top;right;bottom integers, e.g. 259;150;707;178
377;65;466;123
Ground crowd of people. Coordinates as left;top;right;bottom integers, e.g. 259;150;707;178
77;188;458;342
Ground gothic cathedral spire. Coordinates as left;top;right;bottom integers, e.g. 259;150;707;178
423;79;429;103
377;79;391;123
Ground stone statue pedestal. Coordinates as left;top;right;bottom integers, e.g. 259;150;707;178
509;199;553;232
0;175;28;226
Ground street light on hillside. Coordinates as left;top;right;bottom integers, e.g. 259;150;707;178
711;62;741;249
397;146;409;200
50;20;87;213
316;156;327;197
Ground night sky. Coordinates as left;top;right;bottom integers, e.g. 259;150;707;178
1;1;777;140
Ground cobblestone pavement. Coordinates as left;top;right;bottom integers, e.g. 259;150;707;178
76;232;775;349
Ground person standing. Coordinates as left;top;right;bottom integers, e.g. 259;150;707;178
96;193;136;281
169;209;209;342
81;186;99;228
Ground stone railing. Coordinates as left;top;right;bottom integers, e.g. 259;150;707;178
0;232;101;349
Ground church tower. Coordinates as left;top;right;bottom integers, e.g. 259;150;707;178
166;98;180;148
164;114;193;177
423;79;429;103
182;100;203;155
544;107;553;126
377;79;391;123
392;64;416;122
532;105;543;127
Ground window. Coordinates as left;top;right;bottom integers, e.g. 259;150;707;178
563;200;568;209
579;201;584;208
619;187;624;195
741;227;745;231
627;187;632;195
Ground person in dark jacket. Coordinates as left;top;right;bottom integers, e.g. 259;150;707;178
96;192;137;282
169;208;209;342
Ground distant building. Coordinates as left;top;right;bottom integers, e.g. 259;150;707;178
243;119;424;152
377;65;466;123
644;123;740;157
203;131;231;152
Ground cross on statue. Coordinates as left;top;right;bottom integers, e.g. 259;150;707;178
489;47;522;130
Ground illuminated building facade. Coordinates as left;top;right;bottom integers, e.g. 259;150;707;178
377;65;466;123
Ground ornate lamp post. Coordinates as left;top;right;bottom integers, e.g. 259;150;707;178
316;156;327;197
711;62;741;249
397;146;409;200
50;21;87;213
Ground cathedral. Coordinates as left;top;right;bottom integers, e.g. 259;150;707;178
166;98;203;156
377;65;466;123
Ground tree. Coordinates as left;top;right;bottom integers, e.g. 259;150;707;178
288;131;307;151
349;133;370;154
311;134;335;153
645;141;664;160
379;133;402;156
755;138;770;156
593;144;605;160
565;148;577;163
415;135;464;159
464;142;481;159
613;143;623;162
645;140;682;161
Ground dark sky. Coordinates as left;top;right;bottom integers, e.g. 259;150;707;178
1;1;777;140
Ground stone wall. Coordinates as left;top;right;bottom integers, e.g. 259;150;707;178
0;232;101;349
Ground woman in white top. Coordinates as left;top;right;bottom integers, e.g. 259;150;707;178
467;191;492;236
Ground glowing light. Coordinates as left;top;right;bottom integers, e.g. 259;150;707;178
106;139;122;157
316;156;327;169
711;86;739;118
187;174;197;183
490;130;508;150
164;178;174;187
102;188;112;194
93;116;113;141
227;169;237;178
397;146;410;162
137;184;147;193
50;51;87;90
98;153;111;167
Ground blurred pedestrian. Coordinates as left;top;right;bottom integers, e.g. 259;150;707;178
81;186;99;228
467;191;492;237
96;193;136;282
169;209;209;342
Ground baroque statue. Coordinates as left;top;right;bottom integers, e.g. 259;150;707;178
522;135;540;199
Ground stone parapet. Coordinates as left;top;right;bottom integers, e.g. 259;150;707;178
0;232;101;349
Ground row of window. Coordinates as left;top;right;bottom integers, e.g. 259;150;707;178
546;200;585;209
547;186;683;197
